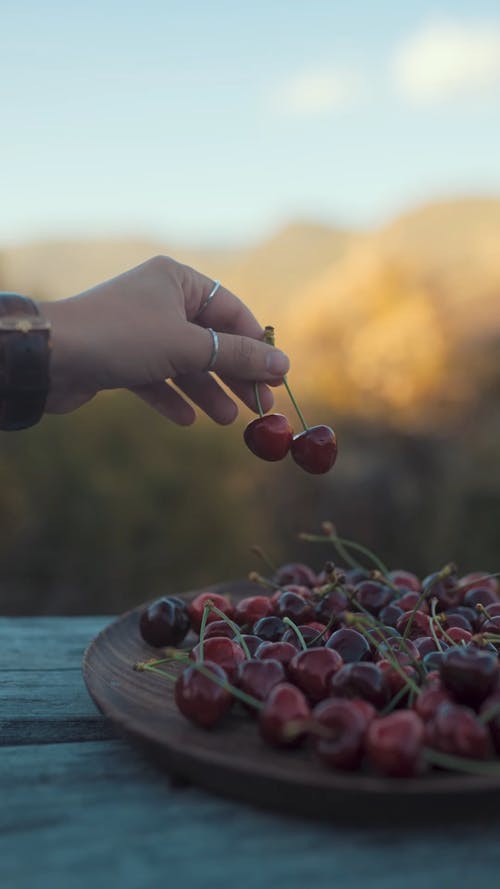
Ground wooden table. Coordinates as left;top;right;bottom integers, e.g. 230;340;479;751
2;617;500;889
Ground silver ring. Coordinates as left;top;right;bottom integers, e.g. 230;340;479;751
195;280;220;319
204;328;219;372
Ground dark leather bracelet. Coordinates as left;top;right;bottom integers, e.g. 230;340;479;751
0;293;51;431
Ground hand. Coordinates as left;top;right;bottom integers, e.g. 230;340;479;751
39;255;290;424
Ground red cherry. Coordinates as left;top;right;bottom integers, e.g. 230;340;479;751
175;661;232;728
273;563;318;588
414;686;451;722
426;702;493;759
288;647;344;703
388;570;421;592
204;621;235;640
259;682;311;747
254;640;298;670
234;595;274;627
396;610;431;640
312;699;367;770
290;425;337;474
139;596;190;647
354;581;393;616
330;662;389;709
244;413;293;461
378;660;417;698
438;646;499;708
188;592;234;634
190;637;245;682
397;592;429;614
236;658;286;711
276;590;313;623
366;711;425;777
458;572;499;597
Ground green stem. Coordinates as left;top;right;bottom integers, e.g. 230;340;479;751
347;614;421;697
198;604;210;665
250;545;277;574
345;589;424;678
283;376;309;432
206;602;252;659
402;566;452;642
423;748;500;776
429;599;445;652
138;664;178;681
282;616;308;651
478;702;500;725
253;382;264;418
142;661;264;711
299;532;389;575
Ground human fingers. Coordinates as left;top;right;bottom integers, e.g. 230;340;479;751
174;373;238;425
172;323;290;382
180;266;265;339
129;381;196;425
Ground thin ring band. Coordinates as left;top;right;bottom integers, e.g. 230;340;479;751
204;328;219;372
195;280;221;319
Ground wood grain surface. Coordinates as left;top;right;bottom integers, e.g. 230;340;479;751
82;581;500;824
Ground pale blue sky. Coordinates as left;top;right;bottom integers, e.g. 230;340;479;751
1;0;500;246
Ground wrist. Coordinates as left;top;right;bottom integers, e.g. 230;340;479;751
37;298;91;410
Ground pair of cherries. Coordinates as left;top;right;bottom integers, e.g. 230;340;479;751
243;326;337;475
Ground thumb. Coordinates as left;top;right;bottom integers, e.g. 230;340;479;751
175;324;290;381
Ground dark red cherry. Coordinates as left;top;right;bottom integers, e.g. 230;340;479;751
290;425;337;474
480;693;500;754
426;702;493;759
234;595;274;627
188;592;234;634
190;637;245;683
253;616;287;642
236;658;286;711
276;591;313;623
458;572;499;597
239;634;265;656
439;647;499;708
204;620;235;640
464;586;498;609
288;647;344;703
397;592;429;614
259;683;311;747
139;596;190;647
414;686;451;722
379;603;404;628
326;627;371;663
366;711;425;777
388;570;421;592
282;625;326;648
175;661;232;727
312;699;367;770
378;660;417;698
330;662;389;709
244;413;293;461
396;610;431;640
314;588;348;624
254;640;297;670
273;562;318;588
353;581;393;616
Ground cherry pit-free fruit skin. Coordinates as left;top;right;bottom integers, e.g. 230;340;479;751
244;413;293;461
139;596;190;648
259;682;311;747
312;698;368;771
290;425;337;475
175;662;232;728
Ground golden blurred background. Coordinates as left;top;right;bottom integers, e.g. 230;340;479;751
1;196;499;614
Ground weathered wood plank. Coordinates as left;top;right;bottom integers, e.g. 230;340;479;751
2;740;500;889
0;616;111;670
0;670;114;745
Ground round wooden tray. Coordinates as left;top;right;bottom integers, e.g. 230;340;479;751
82;580;500;824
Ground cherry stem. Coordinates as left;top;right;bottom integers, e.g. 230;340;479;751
429;599;445;652
345;588;424;678
282;616;308;651
346;613;421;696
198;604;210;665
423;748;500;776
479;702;500;725
141;660;264;711
250;545;277;574
248;571;281;591
299;528;389;576
253;382;264;418
264;324;309;432
205;601;252;659
135;663;178;681
402;564;452;642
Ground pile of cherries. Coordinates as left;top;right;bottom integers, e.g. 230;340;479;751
243;326;337;474
137;536;500;779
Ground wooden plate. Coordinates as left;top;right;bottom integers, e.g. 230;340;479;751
82;580;500;824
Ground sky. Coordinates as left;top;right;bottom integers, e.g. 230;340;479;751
1;0;500;247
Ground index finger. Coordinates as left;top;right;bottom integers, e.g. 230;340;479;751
181;265;266;340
